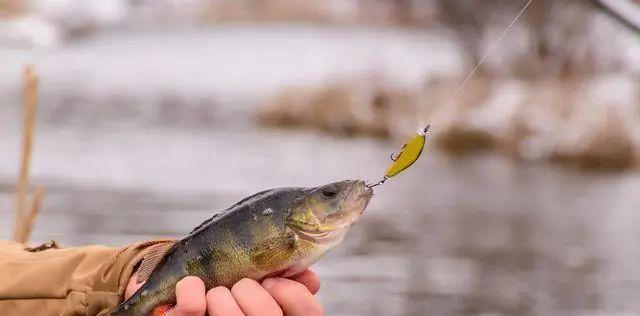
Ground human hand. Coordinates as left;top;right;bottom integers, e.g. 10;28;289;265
124;269;323;316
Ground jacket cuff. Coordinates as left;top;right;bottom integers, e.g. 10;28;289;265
87;239;175;315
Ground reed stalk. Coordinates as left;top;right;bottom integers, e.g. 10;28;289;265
12;66;43;243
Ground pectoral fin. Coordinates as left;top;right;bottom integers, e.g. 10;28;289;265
136;241;176;284
251;231;297;270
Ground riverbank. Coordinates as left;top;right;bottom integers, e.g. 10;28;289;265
258;75;640;171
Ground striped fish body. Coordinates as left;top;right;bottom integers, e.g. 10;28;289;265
112;180;372;315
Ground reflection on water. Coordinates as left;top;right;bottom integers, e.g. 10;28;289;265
1;125;639;316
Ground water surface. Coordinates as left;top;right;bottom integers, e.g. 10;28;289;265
1;26;639;316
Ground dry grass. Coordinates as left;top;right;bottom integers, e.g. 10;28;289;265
257;83;415;138
0;0;25;17
256;75;640;171
200;0;436;27
12;66;44;244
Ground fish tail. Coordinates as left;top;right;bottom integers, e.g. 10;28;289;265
109;302;168;316
152;305;173;316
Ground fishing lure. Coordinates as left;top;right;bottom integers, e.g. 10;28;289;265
366;0;535;189
368;124;430;188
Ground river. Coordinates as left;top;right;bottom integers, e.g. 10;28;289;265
1;26;639;316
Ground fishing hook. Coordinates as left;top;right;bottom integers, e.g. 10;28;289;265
390;144;407;161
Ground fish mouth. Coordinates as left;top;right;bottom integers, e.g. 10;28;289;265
288;180;373;244
360;186;373;202
354;181;374;213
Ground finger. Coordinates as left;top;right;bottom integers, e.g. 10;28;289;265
168;276;206;316
262;278;323;316
124;272;145;300
231;278;282;316
206;286;245;316
290;269;321;294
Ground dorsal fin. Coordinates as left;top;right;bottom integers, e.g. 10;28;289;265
136;241;176;284
187;188;278;236
187;212;223;235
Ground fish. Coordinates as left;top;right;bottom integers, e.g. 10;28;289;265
111;180;373;316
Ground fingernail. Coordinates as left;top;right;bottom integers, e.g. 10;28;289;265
262;278;279;289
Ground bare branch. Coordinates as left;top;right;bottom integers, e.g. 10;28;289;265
592;0;640;33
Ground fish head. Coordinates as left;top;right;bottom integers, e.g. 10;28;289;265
285;180;373;246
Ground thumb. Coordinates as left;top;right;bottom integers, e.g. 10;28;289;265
166;276;206;316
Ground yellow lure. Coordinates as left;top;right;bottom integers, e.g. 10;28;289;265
385;126;428;177
368;125;430;188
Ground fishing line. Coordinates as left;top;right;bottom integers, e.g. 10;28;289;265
368;0;536;188
428;0;536;126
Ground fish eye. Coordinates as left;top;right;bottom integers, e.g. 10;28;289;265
321;185;339;199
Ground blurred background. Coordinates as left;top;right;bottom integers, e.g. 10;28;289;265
2;0;640;315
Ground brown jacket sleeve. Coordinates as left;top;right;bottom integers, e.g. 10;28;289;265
0;239;173;316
